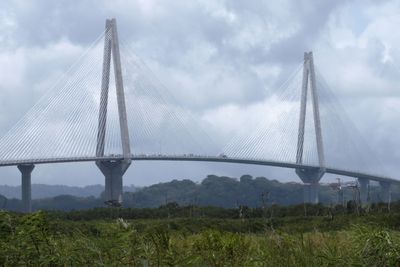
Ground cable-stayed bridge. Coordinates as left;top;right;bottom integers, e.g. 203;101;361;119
1;19;398;212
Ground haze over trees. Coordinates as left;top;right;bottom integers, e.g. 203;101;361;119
1;175;399;212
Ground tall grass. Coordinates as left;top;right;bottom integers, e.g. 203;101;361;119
1;211;400;266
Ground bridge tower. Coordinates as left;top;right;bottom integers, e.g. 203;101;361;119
96;18;131;206
295;52;326;204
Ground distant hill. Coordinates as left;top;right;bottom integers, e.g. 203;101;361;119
127;175;335;208
0;184;138;199
126;175;400;208
1;175;399;212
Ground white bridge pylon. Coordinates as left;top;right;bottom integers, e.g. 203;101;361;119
95;18;131;206
0;18;395;212
295;52;326;203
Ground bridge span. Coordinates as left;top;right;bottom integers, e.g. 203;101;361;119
8;154;400;185
12;154;399;212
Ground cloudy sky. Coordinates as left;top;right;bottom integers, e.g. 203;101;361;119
0;0;399;187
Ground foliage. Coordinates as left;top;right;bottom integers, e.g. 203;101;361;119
1;209;400;266
352;225;400;266
193;230;250;267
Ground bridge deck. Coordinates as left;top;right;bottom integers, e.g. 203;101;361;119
1;155;398;185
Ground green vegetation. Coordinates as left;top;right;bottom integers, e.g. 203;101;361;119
2;175;400;265
1;204;400;266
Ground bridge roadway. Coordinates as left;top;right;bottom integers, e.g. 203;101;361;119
3;154;399;185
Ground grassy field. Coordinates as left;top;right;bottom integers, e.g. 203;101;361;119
1;209;400;266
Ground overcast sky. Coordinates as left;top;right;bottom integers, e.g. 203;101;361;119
0;0;399;187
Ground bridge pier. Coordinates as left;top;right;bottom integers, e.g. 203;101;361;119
379;181;391;203
96;160;130;205
358;178;369;205
337;187;344;206
296;168;324;204
303;182;319;204
17;164;34;213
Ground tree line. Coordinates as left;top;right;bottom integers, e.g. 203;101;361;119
1;175;399;212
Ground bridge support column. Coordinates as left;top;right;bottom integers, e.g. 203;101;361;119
358;178;369;205
17;164;34;213
296;168;324;204
96;160;130;205
379;181;391;203
303;182;319;204
337;187;344;206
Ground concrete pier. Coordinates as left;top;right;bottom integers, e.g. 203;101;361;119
296;168;324;204
358;178;369;205
17;164;34;213
303;182;319;204
96;160;130;205
379;181;391;203
337;188;344;206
